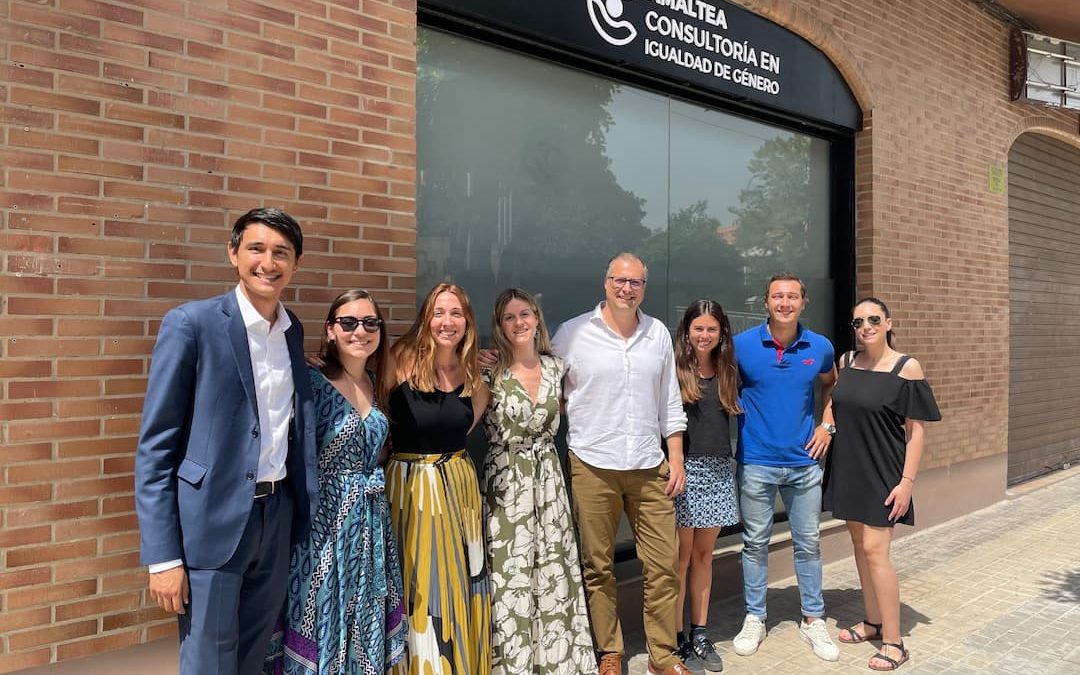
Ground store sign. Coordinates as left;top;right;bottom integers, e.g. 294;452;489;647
589;0;782;94
421;0;860;130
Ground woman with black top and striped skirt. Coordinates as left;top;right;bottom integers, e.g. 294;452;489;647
385;282;492;675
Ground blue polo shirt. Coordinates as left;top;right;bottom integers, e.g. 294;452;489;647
735;322;834;467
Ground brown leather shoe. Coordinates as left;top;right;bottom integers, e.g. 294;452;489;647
647;660;694;675
598;652;623;675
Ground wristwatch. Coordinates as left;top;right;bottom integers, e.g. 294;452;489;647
820;422;837;436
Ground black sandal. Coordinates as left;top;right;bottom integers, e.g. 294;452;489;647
838;620;882;644
869;642;909;671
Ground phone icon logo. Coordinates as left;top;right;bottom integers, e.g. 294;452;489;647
587;0;637;47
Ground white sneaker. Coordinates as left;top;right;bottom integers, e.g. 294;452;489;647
799;618;840;661
732;614;767;656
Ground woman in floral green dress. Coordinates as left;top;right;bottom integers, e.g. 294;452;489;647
481;288;598;675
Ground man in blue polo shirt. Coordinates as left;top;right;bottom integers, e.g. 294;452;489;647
731;273;840;662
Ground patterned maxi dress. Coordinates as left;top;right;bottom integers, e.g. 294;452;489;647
481;355;598;675
266;367;406;674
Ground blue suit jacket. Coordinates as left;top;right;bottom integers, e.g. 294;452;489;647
135;291;319;570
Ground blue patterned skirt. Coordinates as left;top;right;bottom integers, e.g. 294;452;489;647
674;455;740;529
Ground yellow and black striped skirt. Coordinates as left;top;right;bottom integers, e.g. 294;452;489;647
386;450;492;675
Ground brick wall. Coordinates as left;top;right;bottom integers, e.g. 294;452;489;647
0;0;417;671
736;0;1078;470
2;0;1079;671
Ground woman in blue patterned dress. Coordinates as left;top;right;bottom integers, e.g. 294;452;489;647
266;289;406;674
672;300;741;672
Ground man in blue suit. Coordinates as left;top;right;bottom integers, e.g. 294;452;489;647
136;208;319;675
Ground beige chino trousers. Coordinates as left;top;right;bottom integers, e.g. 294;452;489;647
568;451;681;669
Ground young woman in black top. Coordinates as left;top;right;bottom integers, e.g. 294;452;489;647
672;300;741;672
823;297;941;671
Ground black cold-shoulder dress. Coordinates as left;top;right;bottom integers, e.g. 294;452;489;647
823;354;942;527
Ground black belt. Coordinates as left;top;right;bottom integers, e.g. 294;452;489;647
254;478;286;499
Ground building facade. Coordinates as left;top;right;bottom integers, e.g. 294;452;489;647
1;0;1078;670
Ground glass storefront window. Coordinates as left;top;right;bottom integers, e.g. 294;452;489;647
418;28;832;337
417;28;837;552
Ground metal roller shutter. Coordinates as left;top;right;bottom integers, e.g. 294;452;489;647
1008;133;1080;484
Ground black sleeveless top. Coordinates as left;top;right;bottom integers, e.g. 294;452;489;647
685;375;732;458
387;382;474;454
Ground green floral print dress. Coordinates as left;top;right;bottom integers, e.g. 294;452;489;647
481;354;598;675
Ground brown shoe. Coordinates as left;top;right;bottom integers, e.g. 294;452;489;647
598;652;623;675
647;660;695;675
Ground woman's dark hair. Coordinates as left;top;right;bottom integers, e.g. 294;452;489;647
318;289;389;408
229;207;303;257
854;296;896;348
674;299;741;414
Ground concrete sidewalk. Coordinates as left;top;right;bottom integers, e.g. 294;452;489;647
622;466;1080;674
21;467;1080;674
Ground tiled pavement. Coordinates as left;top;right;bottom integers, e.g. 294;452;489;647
23;467;1080;674
622;466;1080;674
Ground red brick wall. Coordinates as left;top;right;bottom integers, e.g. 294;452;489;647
0;0;417;670
3;0;1079;671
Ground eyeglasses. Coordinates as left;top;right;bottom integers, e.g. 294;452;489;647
332;316;383;333
607;276;646;290
850;315;883;329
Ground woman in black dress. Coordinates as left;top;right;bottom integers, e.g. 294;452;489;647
823;297;941;671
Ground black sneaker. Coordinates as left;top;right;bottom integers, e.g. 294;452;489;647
677;637;706;674
692;632;724;672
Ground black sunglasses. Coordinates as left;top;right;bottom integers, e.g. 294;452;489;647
332;315;383;333
850;315;883;329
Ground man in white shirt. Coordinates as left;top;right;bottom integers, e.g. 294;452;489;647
135;208;319;675
552;252;693;675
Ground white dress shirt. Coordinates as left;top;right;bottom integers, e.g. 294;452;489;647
551;303;687;470
234;284;293;484
148;287;293;575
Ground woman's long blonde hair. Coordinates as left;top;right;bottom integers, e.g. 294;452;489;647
391;282;482;397
490;288;553;376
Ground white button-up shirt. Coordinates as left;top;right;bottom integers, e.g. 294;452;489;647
551;303;687;470
234;285;293;483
